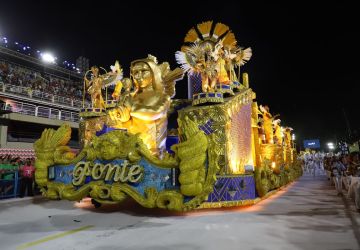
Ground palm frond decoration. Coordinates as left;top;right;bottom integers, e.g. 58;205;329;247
213;23;229;39
176;42;206;75
181;45;190;52
236;47;252;66
222;31;237;48
186;43;204;58
197;21;213;39
184;28;199;43
175;51;195;73
163;67;184;98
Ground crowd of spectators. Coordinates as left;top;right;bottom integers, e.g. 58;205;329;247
301;151;360;210
0;155;36;198
0;60;84;105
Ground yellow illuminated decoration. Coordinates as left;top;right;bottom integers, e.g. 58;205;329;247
178;88;254;175
259;105;274;144
284;127;293;148
34;116;218;211
112;78;132;103
175;21;252;95
283;127;294;164
273;119;283;145
107;55;183;155
84;62;123;109
34;21;303;211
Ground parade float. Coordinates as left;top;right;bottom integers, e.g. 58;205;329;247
34;21;302;211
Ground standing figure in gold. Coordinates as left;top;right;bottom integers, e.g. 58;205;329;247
284;127;293;148
259;105;274;144
273;119;283;145
176;21;252;95
84;66;105;109
111;78;132;105
108;55;183;155
176;43;217;93
84;61;123;109
211;40;230;85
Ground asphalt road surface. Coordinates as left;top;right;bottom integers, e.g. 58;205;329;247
0;174;359;250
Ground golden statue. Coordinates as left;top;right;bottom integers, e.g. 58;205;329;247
84;61;123;109
108;55;183;155
259;105;273;144
84;66;105;109
273;119;283;145
284;127;293;148
111;78;132;104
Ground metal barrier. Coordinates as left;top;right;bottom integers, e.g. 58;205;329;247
0;171;20;199
1;99;79;122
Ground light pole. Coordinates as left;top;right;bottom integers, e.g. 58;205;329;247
292;133;296;150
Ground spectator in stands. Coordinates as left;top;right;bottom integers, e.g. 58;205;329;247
19;158;35;197
26;86;33;98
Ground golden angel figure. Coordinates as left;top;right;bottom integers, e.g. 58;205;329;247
84;61;123;109
84;66;105;109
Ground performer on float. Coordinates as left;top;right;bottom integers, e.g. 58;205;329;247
273;119;283;145
258;120;267;144
283;126;294;164
223;44;252;85
284;127;293;148
259;105;274;144
175;21;252;104
210;40;230;85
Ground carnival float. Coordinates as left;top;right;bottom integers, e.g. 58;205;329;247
34;21;302;211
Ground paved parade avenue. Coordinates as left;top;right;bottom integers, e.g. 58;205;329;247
0;175;359;250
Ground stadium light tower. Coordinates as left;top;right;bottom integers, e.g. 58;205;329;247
41;52;56;64
327;142;335;151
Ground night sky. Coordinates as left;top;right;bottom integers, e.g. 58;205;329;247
0;1;358;149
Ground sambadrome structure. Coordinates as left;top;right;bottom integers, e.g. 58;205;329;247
34;21;302;211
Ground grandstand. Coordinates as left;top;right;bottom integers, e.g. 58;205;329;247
0;44;87;155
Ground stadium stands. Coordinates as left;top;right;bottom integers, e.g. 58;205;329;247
0;59;86;107
0;41;83;154
0;35;87;199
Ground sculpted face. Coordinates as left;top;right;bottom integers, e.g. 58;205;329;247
131;62;153;89
98;139;118;160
